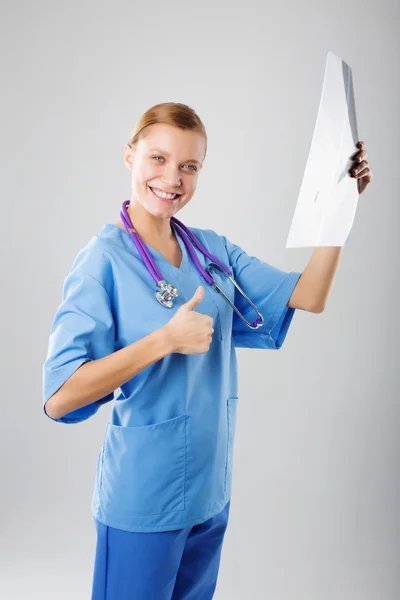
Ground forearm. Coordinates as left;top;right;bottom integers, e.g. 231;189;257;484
45;326;175;420
291;246;344;312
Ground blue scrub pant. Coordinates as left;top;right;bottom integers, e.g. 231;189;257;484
90;500;231;600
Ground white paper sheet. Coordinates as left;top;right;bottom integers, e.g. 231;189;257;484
286;51;360;248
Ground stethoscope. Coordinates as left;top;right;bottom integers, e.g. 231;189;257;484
120;200;264;330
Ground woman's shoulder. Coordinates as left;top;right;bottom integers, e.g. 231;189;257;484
64;230;116;293
184;224;229;258
184;224;224;245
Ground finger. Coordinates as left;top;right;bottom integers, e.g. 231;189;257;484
186;286;204;310
355;167;372;179
350;160;368;177
357;151;368;162
351;150;367;162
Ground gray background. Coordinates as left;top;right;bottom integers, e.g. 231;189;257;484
1;1;398;598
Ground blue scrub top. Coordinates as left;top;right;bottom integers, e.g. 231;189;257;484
43;222;302;532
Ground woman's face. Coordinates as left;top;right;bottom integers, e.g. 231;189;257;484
124;123;206;219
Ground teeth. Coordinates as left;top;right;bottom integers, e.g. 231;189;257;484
150;187;177;200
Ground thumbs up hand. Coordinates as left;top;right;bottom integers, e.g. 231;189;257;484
164;286;214;354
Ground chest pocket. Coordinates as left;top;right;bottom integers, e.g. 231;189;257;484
187;255;235;342
175;271;224;342
204;262;235;341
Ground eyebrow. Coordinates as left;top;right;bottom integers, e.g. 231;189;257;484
148;147;201;166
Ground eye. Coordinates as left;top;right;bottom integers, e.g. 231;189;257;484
151;156;197;171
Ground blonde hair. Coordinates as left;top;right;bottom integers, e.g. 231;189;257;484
127;102;207;162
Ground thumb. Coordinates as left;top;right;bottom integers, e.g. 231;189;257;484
184;286;205;311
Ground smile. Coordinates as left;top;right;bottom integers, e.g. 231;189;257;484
148;186;181;201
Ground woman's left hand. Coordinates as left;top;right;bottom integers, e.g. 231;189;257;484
349;141;373;195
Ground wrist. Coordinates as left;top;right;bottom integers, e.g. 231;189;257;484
160;324;178;354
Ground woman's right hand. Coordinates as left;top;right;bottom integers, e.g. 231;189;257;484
164;286;214;354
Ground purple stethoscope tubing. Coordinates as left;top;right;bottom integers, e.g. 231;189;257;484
120;200;264;329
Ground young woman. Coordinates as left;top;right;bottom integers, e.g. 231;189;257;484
42;102;371;599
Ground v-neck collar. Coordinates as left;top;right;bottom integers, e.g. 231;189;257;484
101;222;189;273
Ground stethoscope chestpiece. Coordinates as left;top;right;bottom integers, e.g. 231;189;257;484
155;280;179;308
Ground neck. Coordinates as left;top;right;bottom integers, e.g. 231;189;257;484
127;200;175;245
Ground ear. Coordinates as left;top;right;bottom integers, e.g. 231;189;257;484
124;144;133;170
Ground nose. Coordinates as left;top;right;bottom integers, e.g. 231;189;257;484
162;163;181;188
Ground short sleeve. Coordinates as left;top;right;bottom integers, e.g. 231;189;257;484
43;247;116;424
221;235;302;350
